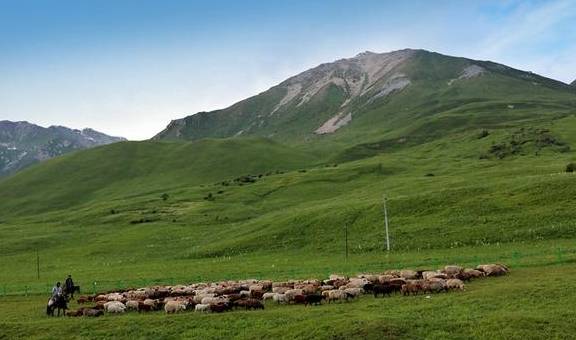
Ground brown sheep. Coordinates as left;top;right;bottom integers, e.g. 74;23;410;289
401;281;422;296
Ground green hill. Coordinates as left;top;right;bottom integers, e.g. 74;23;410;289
0;138;316;216
1;49;576;339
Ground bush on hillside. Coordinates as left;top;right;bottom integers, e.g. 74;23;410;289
566;163;576;173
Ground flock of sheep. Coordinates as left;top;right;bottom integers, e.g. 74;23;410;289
65;263;509;317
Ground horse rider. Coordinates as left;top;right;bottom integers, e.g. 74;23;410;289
51;282;62;298
49;282;62;306
64;275;75;298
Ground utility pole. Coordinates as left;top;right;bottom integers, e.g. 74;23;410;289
345;224;349;262
36;248;40;280
383;194;390;251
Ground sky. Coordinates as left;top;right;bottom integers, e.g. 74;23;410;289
1;0;575;140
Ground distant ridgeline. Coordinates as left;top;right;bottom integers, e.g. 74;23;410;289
0;120;125;177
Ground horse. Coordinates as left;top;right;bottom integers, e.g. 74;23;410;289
63;285;80;301
46;295;68;316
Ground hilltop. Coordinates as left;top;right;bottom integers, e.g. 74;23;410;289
154;49;574;148
0;121;125;176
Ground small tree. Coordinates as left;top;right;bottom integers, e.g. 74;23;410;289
566;163;576;173
161;193;169;201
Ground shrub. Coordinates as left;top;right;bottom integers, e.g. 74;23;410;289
161;193;169;201
566;163;576;173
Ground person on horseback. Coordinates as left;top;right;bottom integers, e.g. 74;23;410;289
51;282;62;298
47;282;67;316
64;275;75;299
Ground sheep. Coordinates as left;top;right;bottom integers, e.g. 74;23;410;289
464;268;485;279
284;289;304;302
446;279;465;291
94;295;108;302
103;301;126;313
262;292;276;301
234;299;264;310
137;302;153;312
378;274;396;283
422;280;446;293
401;281;422;296
239;290;251;298
343;288;363;299
248;284;263;293
65;309;83;317
201;296;229;305
373;284;394;298
82;308;103;317
329;274;346;281
346;278;369;289
210;302;232;313
165;300;187;314
125;300;139;311
195;304;210;313
422;271;441;281
76;296;90;304
327;290;348;303
477;264;508;276
106;293;125;302
443;265;464;276
400;270;419;280
320;285;334;291
141;298;159;310
272;286;290;294
193;293;216;304
304;294;324;306
272;293;288;304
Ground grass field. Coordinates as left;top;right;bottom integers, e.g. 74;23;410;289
1;85;576;337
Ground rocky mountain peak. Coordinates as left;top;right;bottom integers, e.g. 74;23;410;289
0;121;125;176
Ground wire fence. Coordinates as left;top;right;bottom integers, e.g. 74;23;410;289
1;246;574;298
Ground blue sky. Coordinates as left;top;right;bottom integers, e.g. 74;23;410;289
1;0;575;140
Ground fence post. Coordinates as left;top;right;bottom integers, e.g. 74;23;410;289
92;281;97;295
2;284;6;296
24;285;28;297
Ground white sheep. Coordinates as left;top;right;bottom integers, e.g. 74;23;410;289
194;304;210;312
344;287;364;298
201;296;229;305
262;292;276;301
327;290;347;303
125;300;139;311
272;293;288;304
104;301;126;313
165;300;187;314
193;293;216;304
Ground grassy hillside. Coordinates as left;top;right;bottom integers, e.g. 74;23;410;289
2;51;576;339
0;138;317;216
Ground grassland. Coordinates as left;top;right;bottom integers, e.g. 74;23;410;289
1;64;576;337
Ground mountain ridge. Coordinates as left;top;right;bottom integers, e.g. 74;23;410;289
153;49;574;143
0;120;125;176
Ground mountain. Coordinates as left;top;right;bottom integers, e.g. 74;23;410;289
571;79;575;86
0;120;125;176
1;49;576;299
154;49;575;147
